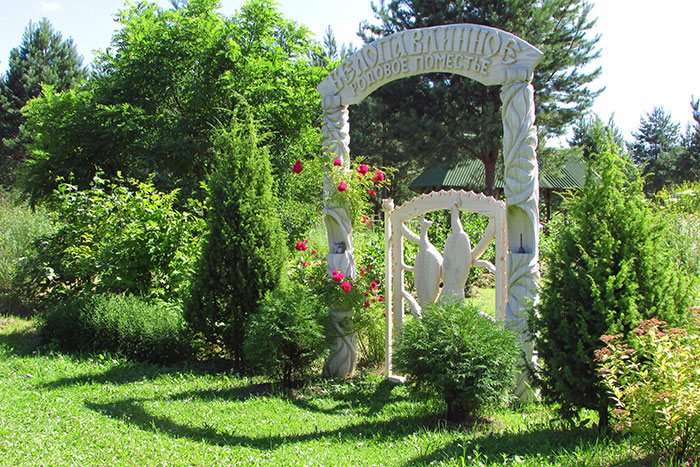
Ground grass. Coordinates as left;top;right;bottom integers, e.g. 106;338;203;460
0;315;649;466
466;286;496;316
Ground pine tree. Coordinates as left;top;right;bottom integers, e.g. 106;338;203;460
528;133;696;426
354;0;602;196
185;111;287;368
0;18;86;185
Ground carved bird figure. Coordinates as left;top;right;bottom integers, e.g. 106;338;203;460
440;202;472;301
414;216;443;306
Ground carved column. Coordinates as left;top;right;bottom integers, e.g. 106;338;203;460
321;98;357;378
501;77;540;401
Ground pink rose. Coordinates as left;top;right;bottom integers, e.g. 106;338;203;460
338;181;347;192
311;250;316;254
372;170;385;182
364;301;370;308
292;160;303;174
367;189;376;196
356;164;369;176
332;270;344;282
378;296;385;302
295;240;308;251
333;158;342;166
340;281;352;292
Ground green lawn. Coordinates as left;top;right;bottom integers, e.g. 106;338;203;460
0;315;647;466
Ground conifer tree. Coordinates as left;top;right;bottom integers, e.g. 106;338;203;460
354;0;602;196
528;132;697;426
0;18;86;185
185;110;287;367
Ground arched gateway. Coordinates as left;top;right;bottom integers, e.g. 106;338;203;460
318;24;543;399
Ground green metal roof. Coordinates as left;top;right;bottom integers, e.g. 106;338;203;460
409;157;589;191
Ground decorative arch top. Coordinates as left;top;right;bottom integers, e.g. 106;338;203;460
318;24;543;106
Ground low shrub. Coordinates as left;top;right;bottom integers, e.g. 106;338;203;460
597;314;700;464
243;282;328;386
393;301;519;420
39;294;190;363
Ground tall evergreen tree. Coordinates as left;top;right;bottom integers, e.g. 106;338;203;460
629;107;681;172
629;106;690;193
0;18;86;185
529;134;696;426
353;0;602;196
185;110;287;368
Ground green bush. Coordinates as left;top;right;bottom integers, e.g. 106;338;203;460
394;301;519;420
39;294;190;363
185;113;286;367
597;315;700;463
0;190;55;313
14;175;204;306
528;137;698;425
244;282;328;386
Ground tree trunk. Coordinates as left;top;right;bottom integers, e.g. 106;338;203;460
482;151;498;197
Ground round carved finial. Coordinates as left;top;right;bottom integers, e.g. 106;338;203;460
382;198;395;212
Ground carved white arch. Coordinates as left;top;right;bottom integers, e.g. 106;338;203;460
318;24;542;401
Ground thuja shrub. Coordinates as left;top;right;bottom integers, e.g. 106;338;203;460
244;282;328;386
597;314;700;463
185;113;286;367
528;136;697;425
39;294;190;363
394;301;519;420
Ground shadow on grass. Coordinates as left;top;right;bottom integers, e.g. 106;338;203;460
85;394;438;450
400;422;639;466
40;357;235;390
287;377;408;417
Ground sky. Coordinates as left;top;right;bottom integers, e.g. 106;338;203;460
1;0;699;141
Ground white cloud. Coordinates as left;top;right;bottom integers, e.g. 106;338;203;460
40;2;61;12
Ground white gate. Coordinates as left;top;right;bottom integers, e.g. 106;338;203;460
381;189;507;379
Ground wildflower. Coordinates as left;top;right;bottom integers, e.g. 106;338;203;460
340;281;352;292
367;189;376;196
295;240;308;251
333;158;342;167
338;181;347;192
372;170;385;182
292;160;303;174
356;164;369;176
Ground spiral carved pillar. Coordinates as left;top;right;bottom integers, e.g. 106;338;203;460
501;77;541;401
321;98;357;378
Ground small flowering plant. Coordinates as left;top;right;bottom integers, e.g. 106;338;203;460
290;236;387;363
596;312;700;463
323;157;393;229
291;239;385;312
